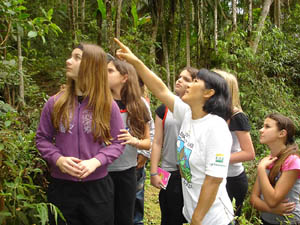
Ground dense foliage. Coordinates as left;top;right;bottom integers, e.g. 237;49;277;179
0;0;299;224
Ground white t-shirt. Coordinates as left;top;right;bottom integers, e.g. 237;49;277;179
173;96;234;225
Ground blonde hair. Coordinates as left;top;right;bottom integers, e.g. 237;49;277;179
53;43;113;145
212;69;242;112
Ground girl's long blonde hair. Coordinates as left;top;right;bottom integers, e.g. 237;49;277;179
52;43;113;145
266;113;299;186
212;69;242;112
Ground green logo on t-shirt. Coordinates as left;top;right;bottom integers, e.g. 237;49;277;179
216;154;224;163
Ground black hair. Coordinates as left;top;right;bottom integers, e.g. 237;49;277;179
197;68;232;121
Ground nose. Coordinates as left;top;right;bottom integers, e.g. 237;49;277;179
259;127;264;133
66;58;72;66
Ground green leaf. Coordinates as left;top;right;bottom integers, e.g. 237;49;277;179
47;8;53;20
131;0;138;28
4;120;11;127
19;13;30;20
97;0;106;20
28;31;37;38
0;143;4;151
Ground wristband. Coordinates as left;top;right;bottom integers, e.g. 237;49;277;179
150;172;158;177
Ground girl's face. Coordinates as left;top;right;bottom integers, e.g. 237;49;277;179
66;48;83;81
260;118;282;144
181;79;207;106
175;70;193;97
107;61;127;91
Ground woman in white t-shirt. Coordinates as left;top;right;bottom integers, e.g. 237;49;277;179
114;38;234;225
250;113;300;225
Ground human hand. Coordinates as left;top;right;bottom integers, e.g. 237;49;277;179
270;199;296;216
56;156;82;177
118;129;139;147
114;38;140;65
78;158;101;179
137;154;148;169
150;174;164;189
258;155;277;170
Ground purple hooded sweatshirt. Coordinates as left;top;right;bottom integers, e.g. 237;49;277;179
36;95;125;182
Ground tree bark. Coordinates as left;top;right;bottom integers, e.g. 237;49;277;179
232;0;237;31
115;0;123;40
274;0;281;28
17;26;24;106
96;8;103;46
70;0;77;45
185;0;191;67
251;0;273;54
214;0;218;53
170;0;177;91
248;0;253;34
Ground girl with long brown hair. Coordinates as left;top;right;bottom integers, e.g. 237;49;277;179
107;58;151;225
36;44;125;225
251;113;300;225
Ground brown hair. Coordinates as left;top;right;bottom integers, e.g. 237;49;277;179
267;113;299;186
111;59;150;139
52;43;113;145
181;67;198;80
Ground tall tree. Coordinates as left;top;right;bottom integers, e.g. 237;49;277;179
248;0;253;34
170;0;178;90
81;0;85;31
185;0;191;67
149;0;161;66
274;0;281;28
115;0;123;40
251;0;274;53
106;0;114;53
232;0;237;31
17;26;24;106
214;0;218;52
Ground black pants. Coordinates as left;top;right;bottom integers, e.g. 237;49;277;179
159;170;187;225
226;170;248;217
109;167;137;225
47;175;114;225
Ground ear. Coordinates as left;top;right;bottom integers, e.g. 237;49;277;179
121;74;128;84
204;89;215;99
279;129;287;138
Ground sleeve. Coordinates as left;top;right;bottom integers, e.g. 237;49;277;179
229;112;251;131
173;96;190;126
282;155;300;172
94;101;125;166
35;96;63;167
155;104;166;120
205;121;232;178
138;97;155;159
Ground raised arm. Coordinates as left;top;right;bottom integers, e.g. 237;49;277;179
114;38;175;112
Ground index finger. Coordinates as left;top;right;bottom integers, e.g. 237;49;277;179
114;38;127;50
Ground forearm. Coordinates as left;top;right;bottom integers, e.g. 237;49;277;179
192;175;222;223
230;150;255;164
150;142;162;174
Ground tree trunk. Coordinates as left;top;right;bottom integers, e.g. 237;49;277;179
75;0;79;30
70;0;77;44
185;0;191;67
248;0;253;34
17;26;24;106
192;0;204;68
115;0;123;40
149;0;161;66
274;0;281;28
81;0;85;31
96;8;103;46
232;0;237;31
161;1;170;88
214;0;218;53
251;0;273;54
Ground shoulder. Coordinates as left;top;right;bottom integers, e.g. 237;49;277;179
282;155;300;172
155;104;166;119
229;112;250;131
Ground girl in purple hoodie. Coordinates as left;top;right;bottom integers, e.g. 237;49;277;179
36;44;125;225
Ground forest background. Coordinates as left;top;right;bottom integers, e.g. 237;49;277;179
0;0;300;224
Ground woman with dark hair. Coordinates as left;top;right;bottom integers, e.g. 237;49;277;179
36;44;125;225
250;113;300;225
107;59;151;225
114;38;234;225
